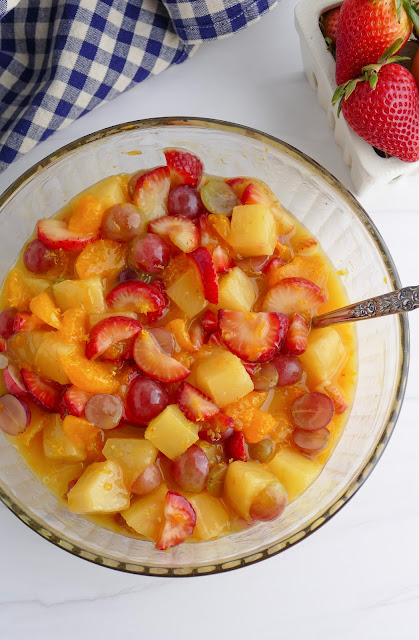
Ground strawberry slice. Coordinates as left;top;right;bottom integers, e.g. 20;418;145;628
0;337;6;353
148;216;199;253
317;382;348;415
212;245;234;274
242;361;259;376
156;491;196;550
21;369;63;412
202;309;218;335
189;319;205;350
208;330;223;346
132;166;170;222
225;431;248;462
226;177;254;199
13;312;46;333
198;413;235;443
86;316;142;360
106;282;166;323
263;256;286;278
177;381;219;423
241;183;273;207
282;313;309;356
164;149;203;187
63;385;91;417
133;329;190;383
3;365;26;396
188;246;218;304
218;309;289;363
38;219;99;251
263;277;326;316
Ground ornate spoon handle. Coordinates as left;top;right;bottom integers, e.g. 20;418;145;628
312;285;419;328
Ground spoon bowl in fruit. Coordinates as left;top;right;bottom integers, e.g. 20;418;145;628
0;118;408;576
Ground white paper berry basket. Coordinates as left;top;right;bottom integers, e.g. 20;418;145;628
295;0;419;194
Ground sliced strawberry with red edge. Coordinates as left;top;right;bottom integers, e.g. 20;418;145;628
133;329;190;383
63;385;91;417
202;309;218;335
106;282;166;324
218;309;289;363
86;316;142;360
208;330;223;346
263;277;326;316
197;214;217;250
226;177;254;199
3;365;26;396
189;319;204;350
212;245;234;274
38;219;99;251
132;166;170;221
177;381;219;423
242;361;259;376
225;431;248;462
263;256;286;276
282;313;309;356
164;149;203;187
156;491;196;550
0;337;6;353
13;312;46;332
188;246;218;304
148;216;199;253
317;382;348;415
241;183;272;207
198;413;235;443
21;369;63;412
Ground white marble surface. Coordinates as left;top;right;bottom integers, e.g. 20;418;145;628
0;0;418;637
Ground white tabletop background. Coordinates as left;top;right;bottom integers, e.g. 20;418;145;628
0;0;418;637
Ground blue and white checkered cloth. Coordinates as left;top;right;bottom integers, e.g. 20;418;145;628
0;0;277;173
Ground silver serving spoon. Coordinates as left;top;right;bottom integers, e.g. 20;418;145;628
312;285;419;328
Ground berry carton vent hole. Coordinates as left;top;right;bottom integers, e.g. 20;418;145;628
295;0;419;194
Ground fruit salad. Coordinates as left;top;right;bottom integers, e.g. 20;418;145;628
0;148;357;550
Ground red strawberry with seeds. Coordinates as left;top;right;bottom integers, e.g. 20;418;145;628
263;277;326;316
164;149;203;187
86;316;142;360
241;183;272;207
38;219;99;251
202;309;218;335
225;431;248;462
3;365;26;396
177;381;220;423
242;361;259;376
282;313;309;356
189;319;205;350
320;7;340;53
156;491;196;550
13;312;45;333
132;166;170;222
335;0;413;85
198;413;235;443
212;245;234;274
133;329;190;383
226;177;254;199
63;385;91;417
218;309;289;363
317;382;348;415
106;281;166;323
148;216;199;253
333;54;419;162
188;246;219;304
208;330;223;346
21;369;63;412
0;337;7;353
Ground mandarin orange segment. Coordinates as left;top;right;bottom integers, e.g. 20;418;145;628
268;411;293;443
75;239;128;280
165;318;197;353
4;270;33;310
67;195;104;235
60;352;119;394
274;241;294;264
234;407;278;443
208;214;231;244
269;255;328;290
30;291;62;329
58;308;88;344
62;415;103;460
223;391;268;422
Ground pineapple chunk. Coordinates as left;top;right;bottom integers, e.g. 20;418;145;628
122;484;167;541
81;175;126;210
34;334;79;384
67;459;130;514
300;327;346;383
268;448;321;501
88;311;137;330
144;404;199;460
188;492;230;541
43;415;86;462
224;461;280;520
218;267;256;312
53;277;105;314
102;438;158;489
230;204;277;257
166;269;207;318
195;349;254;407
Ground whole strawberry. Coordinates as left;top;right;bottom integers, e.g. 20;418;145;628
320;7;341;54
335;0;413;85
333;46;419;162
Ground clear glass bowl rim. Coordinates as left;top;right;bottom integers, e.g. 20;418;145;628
0;117;410;577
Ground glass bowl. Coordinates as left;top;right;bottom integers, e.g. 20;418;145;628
0;118;409;576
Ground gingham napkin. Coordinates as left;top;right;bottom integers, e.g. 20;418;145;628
0;0;277;173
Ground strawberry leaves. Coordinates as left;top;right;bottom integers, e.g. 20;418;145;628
401;0;419;32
